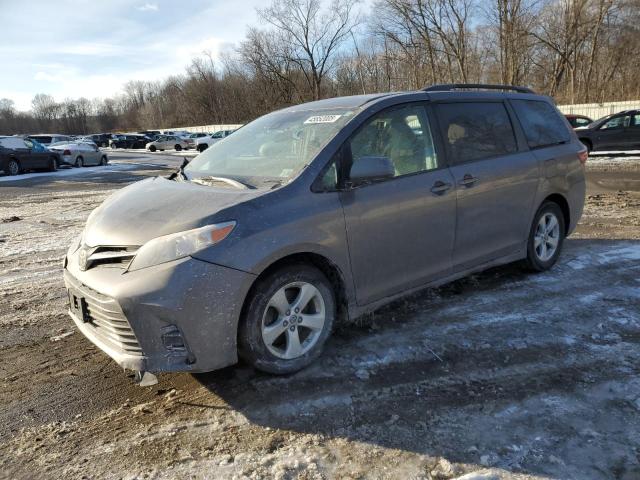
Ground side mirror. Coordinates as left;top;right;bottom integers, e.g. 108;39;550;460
349;156;395;187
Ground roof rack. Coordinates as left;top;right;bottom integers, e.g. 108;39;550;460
423;83;535;94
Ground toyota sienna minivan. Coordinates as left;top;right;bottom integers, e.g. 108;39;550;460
64;84;586;379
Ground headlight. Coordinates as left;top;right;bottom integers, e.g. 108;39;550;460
127;221;236;272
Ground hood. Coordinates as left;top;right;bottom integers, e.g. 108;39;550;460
84;177;264;247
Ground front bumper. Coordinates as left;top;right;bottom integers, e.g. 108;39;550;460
64;250;256;373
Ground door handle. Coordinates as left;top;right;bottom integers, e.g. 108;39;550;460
458;174;478;187
430;180;452;194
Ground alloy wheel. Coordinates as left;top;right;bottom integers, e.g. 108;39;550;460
534;212;560;261
261;282;326;360
8;160;19;176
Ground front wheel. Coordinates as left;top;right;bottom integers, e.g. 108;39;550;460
524;202;565;272
75;156;84;168
148;145;156;152
7;159;20;176
100;156;108;166
239;265;336;374
175;144;182;151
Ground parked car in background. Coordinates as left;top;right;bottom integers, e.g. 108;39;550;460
64;84;586;379
564;114;593;128
184;132;209;148
146;135;190;152
138;130;161;138
195;129;236;152
163;130;190;137
574;110;640;152
82;133;112;147
110;134;150;149
28;134;72;146
0;136;60;175
49;141;108;167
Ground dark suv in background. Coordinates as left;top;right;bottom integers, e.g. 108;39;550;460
64;84;586;380
575;109;640;152
109;134;150;149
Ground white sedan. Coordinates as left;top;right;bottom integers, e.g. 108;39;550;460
146;135;191;152
49;142;108;167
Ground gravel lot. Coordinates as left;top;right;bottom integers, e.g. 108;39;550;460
1;152;639;480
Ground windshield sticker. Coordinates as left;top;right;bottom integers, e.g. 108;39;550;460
304;114;342;124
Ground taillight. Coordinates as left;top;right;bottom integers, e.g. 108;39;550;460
63;149;71;156
578;149;588;165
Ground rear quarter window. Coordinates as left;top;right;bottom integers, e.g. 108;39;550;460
512;100;570;148
435;102;517;164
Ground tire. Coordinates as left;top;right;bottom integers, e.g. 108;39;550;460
149;145;156;152
524;201;566;272
101;142;107;148
75;156;84;168
175;144;182;151
197;144;208;153
7;159;20;176
239;264;336;375
48;157;58;172
100;156;108;166
580;139;592;153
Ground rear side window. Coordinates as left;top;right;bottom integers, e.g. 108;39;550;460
436;102;517;164
574;117;591;127
512;100;570;148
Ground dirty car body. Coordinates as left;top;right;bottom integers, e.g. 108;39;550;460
64;86;587;376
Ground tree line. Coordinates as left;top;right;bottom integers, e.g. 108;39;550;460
1;0;639;135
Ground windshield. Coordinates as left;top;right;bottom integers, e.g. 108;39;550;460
184;108;355;188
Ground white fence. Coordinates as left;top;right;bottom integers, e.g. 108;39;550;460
161;124;243;134
557;100;640;119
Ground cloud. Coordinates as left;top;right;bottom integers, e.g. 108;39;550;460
137;3;158;11
34;71;64;83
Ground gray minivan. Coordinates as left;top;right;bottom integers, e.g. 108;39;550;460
64;84;586;379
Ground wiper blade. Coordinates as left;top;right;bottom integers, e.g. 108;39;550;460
191;176;254;189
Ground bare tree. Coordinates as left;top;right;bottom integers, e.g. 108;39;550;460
257;0;361;100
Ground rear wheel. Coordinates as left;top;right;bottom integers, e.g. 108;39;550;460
149;145;156;152
48;157;57;172
100;156;108;166
75;156;84;167
7;159;20;176
524;201;565;272
175;144;182;151
197;144;208;153
239;265;335;374
580;139;592;153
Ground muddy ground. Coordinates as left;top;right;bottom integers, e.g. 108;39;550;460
1;153;639;480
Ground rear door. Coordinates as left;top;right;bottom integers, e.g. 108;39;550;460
434;100;539;270
339;102;457;305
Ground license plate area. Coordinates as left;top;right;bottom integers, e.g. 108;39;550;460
69;291;90;323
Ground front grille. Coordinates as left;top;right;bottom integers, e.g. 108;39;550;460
74;282;143;355
86;246;138;270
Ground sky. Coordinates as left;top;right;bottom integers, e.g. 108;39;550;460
0;0;267;111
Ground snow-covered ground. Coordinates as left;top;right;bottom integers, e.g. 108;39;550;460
1;156;640;479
